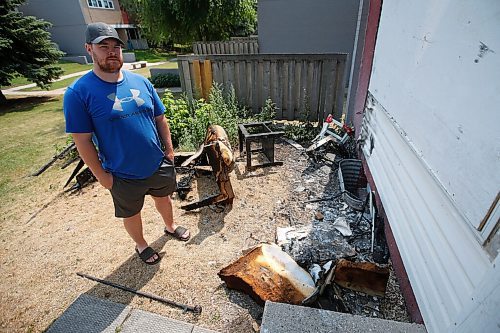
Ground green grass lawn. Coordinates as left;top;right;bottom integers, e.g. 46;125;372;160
22;76;84;92
21;59;179;91
132;49;177;62
2;51;176;91
57;60;93;74
0;96;68;201
1;61;92;90
132;62;179;78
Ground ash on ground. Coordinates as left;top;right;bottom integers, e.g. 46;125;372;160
273;139;411;323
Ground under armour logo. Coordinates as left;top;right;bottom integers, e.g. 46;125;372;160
108;89;145;111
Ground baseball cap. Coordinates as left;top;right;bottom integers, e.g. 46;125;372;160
85;22;124;45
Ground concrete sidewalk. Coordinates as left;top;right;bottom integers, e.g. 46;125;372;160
261;301;427;333
46;294;217;333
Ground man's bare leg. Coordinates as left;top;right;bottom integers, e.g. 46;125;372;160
151;195;190;239
123;212;159;263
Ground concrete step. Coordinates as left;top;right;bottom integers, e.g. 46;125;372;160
46;294;217;333
261;301;426;333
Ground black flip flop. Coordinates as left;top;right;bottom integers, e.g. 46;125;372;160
135;246;161;265
164;226;190;241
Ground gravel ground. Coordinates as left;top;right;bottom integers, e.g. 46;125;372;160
0;140;410;333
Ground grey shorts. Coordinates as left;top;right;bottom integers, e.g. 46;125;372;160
110;159;176;218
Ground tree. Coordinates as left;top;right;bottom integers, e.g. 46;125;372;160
120;0;257;45
0;0;64;103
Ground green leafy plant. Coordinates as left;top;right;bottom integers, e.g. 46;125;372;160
162;89;192;147
255;98;277;122
283;121;317;144
282;92;318;144
149;73;181;88
162;83;276;151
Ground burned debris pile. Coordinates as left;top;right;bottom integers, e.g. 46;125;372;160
218;243;316;305
179;125;235;211
37;119;408;322
216;117;408;321
31;142;97;192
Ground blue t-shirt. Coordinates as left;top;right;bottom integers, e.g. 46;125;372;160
63;70;166;179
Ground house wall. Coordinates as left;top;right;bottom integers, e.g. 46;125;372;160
79;0;123;24
345;0;370;124
20;0;126;57
361;1;500;332
20;0;87;56
257;0;362;120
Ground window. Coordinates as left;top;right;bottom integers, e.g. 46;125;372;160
88;0;114;9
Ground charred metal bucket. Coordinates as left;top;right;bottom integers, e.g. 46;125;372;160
338;159;368;210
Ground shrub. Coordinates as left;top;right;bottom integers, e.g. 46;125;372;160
162;89;193;148
162;83;276;151
150;73;181;88
283;121;317;144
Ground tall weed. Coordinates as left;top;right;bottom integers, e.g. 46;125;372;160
162;83;275;151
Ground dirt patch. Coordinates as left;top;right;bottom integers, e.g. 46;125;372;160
0;142;409;332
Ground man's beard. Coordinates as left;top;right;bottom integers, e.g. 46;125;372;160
93;52;123;73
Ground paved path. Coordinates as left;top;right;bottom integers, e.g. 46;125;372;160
1;62;168;97
46;294;217;333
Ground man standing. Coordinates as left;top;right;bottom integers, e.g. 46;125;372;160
64;22;190;265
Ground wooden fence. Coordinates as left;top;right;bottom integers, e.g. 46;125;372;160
177;54;347;121
192;39;259;55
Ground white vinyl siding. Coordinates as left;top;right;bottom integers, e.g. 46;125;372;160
361;95;493;332
368;0;499;238
363;0;500;331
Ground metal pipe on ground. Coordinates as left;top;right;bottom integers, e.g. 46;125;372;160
76;272;202;314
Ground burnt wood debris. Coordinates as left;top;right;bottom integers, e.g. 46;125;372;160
37;118;406;320
180;124;235;211
32;142;76;176
238;121;284;170
217;118;397;318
